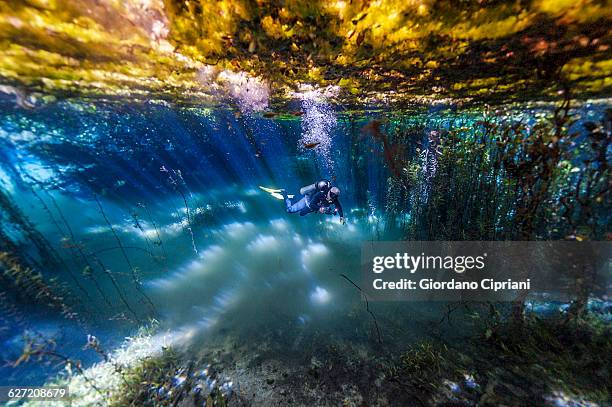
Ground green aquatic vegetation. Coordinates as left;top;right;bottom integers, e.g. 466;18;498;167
354;103;609;326
160;166;199;255
0;186;73;273
555;110;611;241
386;338;474;406
0;290;26;332
0;182;101;307
28;182;117;311
28;178;143;323
94;194;158;319
108;347;191;407
14;333;107;398
138;202;169;268
87;251;141;323
391;341;458;393
15;320;168;406
497;97;574;241
0;251;83;325
129;209;166;269
24;174;151;323
390;103;610;243
387;311;611;405
0;0;609;104
470;313;612;405
110;349;179;406
340;273;382;344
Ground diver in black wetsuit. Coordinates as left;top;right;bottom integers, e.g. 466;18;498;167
284;180;345;224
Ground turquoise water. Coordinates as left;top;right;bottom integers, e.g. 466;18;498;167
0;95;609;393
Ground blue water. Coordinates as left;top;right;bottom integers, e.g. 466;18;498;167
0;96;609;388
0;96;400;385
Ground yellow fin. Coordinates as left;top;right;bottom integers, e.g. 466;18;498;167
259;186;283;193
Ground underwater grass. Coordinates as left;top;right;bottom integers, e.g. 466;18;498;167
388;311;611;406
473;313;612;404
0;251;82;325
108;346;182;407
109;348;231;407
17;322;173;407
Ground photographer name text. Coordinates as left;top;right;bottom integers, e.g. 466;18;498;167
371;252;530;292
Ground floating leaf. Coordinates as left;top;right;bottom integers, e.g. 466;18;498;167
303;141;321;149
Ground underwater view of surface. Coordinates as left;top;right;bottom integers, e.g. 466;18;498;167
0;0;610;406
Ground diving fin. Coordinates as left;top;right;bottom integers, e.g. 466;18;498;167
259;186;293;200
268;192;294;200
259;186;284;194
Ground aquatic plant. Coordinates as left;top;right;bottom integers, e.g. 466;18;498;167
0;251;83;325
82;334;134;391
25;175;147;323
108;346;182;406
0;187;66;270
339;273;382;344
32;185;116;310
0;184;103;319
14;333;106;398
111;350;234;407
555;110;611;318
378;99;609;245
351;101;610;328
87;251;140;323
138;202;169;267
0;290;26;332
94;194;158;318
160;165;198;254
130;207;168;270
386;306;611;405
555;109;611;242
387;340;463;406
16;321;171;407
19;321;233;407
21;175;152;324
472;312;611;405
0;0;609;106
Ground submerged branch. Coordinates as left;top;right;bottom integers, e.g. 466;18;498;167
340;273;383;344
93;194;158;319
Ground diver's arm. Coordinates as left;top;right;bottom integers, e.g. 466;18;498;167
335;199;344;218
334;198;346;225
321;206;335;215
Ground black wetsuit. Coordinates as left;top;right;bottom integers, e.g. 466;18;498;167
285;190;344;217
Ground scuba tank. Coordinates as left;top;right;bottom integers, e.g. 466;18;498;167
300;179;330;196
300;183;317;196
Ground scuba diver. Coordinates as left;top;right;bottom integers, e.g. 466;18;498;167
259;180;345;224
